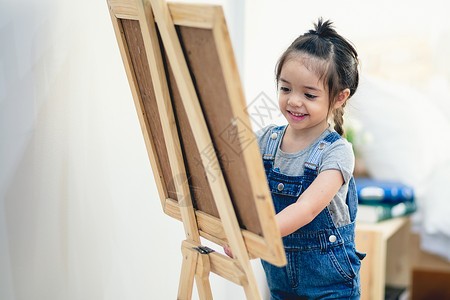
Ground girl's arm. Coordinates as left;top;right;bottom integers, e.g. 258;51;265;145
275;169;344;237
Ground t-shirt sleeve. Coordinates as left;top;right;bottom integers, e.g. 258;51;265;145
319;139;355;184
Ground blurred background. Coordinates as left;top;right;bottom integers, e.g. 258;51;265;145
1;0;449;299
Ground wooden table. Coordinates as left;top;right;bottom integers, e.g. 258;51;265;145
356;216;411;300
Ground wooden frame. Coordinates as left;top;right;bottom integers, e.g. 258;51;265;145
107;0;286;298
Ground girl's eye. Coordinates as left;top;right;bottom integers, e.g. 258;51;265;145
280;87;291;92
305;93;317;99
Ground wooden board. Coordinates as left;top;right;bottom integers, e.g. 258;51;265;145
108;0;286;267
169;25;262;233
162;38;221;218
121;19;178;201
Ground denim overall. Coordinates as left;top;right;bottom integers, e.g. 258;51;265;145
261;126;365;300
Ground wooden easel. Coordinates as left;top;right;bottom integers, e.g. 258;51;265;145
107;1;286;299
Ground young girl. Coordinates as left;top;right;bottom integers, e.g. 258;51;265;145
226;18;365;299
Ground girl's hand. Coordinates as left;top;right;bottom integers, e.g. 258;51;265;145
223;245;233;258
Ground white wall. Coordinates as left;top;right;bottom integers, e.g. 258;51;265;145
0;0;253;299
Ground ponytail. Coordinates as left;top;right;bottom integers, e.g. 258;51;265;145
333;106;345;136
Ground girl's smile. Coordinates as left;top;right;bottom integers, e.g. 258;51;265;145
287;110;308;121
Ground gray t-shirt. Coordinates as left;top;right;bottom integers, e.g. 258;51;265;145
255;124;355;227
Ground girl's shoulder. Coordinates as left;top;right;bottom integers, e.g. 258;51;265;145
254;124;285;152
255;124;283;141
254;124;284;137
316;127;353;152
319;129;355;182
324;131;353;155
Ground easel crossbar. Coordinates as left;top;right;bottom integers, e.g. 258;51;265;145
181;240;247;288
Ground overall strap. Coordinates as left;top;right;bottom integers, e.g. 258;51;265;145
262;125;286;162
304;131;341;177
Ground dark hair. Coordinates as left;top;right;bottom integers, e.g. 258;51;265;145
275;18;359;136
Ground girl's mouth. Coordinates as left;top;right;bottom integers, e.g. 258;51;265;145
288;111;308;120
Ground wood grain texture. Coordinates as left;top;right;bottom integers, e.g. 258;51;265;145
108;0;139;19
168;2;218;29
121;19;178;201
176;26;262;235
161;36;220;218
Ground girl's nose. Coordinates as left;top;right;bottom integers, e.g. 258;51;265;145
287;94;303;107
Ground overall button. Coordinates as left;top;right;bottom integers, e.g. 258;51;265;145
277;183;284;191
329;235;337;243
318;142;326;150
271;132;278;140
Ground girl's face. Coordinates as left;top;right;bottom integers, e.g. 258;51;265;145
278;56;330;136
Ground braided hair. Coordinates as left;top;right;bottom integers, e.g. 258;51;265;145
275;18;359;136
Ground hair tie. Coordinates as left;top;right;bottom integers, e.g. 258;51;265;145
308;29;320;36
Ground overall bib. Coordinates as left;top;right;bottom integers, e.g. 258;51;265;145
261;126;365;300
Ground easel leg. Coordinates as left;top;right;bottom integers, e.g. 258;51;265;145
178;245;198;300
195;252;213;299
178;240;214;300
242;279;260;300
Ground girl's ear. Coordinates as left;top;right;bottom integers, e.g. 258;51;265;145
333;88;350;109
